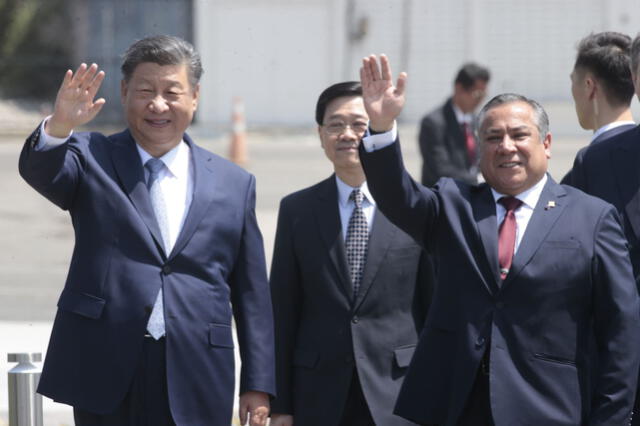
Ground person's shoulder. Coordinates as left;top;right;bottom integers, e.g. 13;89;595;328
559;182;616;213
421;100;449;123
190;139;252;180
582;125;639;162
280;177;333;208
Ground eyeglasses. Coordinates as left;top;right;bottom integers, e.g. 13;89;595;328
322;121;369;135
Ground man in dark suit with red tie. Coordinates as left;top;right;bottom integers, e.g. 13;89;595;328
358;54;640;425
418;63;490;186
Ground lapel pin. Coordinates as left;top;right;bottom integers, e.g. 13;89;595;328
545;201;556;210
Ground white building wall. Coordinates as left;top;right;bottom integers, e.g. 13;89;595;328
195;0;640;128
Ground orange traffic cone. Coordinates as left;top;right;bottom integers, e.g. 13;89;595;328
229;97;248;166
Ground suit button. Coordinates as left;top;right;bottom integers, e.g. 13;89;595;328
144;305;153;314
352;316;359;324
475;337;485;348
496;301;505;309
162;265;171;275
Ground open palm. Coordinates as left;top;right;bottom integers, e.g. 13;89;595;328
48;63;106;137
360;54;407;132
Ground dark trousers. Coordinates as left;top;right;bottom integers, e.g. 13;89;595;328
339;369;376;426
457;355;494;426
74;336;175;426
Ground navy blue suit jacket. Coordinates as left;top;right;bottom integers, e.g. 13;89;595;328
19;127;276;425
360;140;640;425
561;123;636;186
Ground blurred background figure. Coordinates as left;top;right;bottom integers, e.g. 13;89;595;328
562;31;635;185
418;63;490;186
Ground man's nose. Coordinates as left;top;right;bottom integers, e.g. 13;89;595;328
497;136;517;151
148;95;169;113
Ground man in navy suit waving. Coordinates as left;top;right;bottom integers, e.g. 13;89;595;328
19;35;275;426
358;54;640;425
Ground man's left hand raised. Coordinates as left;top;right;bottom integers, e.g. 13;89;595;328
239;391;270;426
360;54;407;133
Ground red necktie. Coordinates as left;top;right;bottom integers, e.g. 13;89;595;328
498;196;523;281
462;122;476;164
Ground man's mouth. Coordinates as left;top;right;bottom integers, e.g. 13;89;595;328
145;119;170;127
499;161;522;168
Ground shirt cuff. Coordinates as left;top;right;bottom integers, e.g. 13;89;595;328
361;122;397;152
35;116;72;150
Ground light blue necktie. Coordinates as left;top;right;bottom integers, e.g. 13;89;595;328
145;158;169;339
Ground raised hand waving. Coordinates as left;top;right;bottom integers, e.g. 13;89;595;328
360;54;407;132
47;63;106;138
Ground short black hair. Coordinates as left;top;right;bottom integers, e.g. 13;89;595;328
315;81;362;125
454;63;490;90
121;35;203;87
631;33;640;76
574;32;633;107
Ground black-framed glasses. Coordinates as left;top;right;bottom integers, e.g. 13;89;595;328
322;121;369;135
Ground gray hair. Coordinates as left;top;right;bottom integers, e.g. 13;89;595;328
475;93;549;142
121;35;203;87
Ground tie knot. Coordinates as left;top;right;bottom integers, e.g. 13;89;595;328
145;158;164;174
350;189;365;208
499;196;522;212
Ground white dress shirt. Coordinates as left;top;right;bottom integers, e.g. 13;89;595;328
37;117;194;252
591;120;635;142
491;175;546;254
335;176;376;241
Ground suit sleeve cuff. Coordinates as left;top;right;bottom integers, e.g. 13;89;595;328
361;122;397;152
35;116;72;151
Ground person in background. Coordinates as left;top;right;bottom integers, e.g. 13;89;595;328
562;31;635;185
418;62;490;186
269;81;433;426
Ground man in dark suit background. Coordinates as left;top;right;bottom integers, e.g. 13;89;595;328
418;63;490;186
269;82;433;426
358;54;640;425
19;35;275;426
562;31;635;185
569;32;640;425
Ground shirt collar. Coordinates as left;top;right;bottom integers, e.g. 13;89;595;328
335;176;376;208
592;120;636;142
490;174;548;210
136;140;190;179
452;102;474;125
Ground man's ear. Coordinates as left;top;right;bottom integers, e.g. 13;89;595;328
120;80;128;105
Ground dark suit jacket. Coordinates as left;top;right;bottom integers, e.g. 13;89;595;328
269;176;433;426
359;140;640;426
19;127;276;425
561;123;636;186
419;98;478;186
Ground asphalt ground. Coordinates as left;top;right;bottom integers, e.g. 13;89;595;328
0;105;589;424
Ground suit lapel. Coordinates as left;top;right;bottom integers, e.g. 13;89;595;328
353;210;397;311
471;184;500;293
504;178;566;286
111;130;165;256
314;177;353;301
612;135;640;241
168;136;216;260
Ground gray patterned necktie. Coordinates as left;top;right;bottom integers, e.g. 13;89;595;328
345;189;369;299
145;158;168;339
